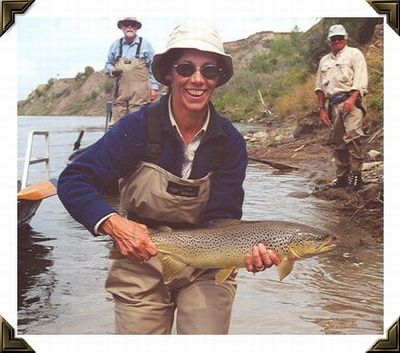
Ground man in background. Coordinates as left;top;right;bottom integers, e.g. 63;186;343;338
106;17;159;126
315;24;368;190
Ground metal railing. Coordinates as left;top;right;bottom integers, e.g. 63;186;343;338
21;131;50;189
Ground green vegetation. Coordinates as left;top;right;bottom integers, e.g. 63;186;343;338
215;29;313;121
84;66;95;76
74;72;85;81
75;66;95;81
103;79;114;94
215;18;383;131
45;78;55;90
364;44;383;128
89;90;98;100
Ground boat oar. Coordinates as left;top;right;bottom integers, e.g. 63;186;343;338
17;178;58;201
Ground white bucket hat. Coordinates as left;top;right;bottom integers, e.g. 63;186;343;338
152;23;233;87
327;24;348;40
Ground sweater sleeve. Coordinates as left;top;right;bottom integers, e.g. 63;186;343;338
57;111;147;234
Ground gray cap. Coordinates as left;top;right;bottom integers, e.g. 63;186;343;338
117;17;142;29
151;23;233;87
328;24;348;39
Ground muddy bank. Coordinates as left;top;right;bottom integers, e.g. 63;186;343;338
243;112;383;241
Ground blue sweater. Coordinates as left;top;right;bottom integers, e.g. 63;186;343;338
57;97;248;235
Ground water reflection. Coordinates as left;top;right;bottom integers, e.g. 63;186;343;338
18;227;57;330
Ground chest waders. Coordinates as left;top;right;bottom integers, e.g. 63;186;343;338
119;100;224;228
327;93;366;179
112;37;151;125
106;102;236;334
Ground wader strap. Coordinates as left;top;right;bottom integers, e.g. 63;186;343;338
144;102;164;163
211;137;224;170
135;37;142;59
115;38;124;63
115;37;142;61
113;38;124;99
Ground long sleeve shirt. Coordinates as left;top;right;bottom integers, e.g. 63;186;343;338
105;36;160;90
315;45;368;98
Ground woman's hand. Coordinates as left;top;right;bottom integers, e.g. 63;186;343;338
244;244;280;273
100;214;158;262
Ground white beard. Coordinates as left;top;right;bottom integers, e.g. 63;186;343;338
125;31;135;39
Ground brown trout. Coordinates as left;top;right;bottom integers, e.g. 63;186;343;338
150;220;336;284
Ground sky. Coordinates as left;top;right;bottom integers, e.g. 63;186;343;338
17;17;320;100
2;0;400;352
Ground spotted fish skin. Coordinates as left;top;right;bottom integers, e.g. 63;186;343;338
150;220;336;284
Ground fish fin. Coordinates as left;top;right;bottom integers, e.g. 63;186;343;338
215;268;236;285
288;246;303;259
277;254;295;281
158;254;187;284
207;219;242;229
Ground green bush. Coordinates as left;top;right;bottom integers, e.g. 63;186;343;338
84;66;95;76
74;66;95;81
75;72;85;81
103;80;114;94
90;90;98;100
45;78;55;90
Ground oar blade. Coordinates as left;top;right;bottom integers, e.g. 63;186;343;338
17;178;58;201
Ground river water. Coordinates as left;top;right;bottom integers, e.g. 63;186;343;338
17;116;383;335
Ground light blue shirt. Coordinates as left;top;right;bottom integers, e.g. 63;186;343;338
105;36;160;90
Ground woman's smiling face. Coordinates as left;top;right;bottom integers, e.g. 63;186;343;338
168;49;220;115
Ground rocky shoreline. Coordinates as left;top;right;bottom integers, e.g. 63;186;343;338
243;112;383;241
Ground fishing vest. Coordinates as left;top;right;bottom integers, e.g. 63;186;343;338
119;101;225;228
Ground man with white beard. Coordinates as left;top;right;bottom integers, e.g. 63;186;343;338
106;17;159;126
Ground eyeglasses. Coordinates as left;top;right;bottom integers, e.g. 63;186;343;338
173;63;222;80
122;22;138;28
330;36;345;43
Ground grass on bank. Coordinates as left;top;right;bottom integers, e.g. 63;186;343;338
214;18;383;133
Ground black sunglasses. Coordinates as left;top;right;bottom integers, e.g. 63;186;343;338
173;63;222;80
330;36;345;42
122;22;138;28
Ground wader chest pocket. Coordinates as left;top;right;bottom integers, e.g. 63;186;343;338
124;59;132;64
167;182;200;198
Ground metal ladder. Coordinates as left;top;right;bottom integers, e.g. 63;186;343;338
21;131;50;189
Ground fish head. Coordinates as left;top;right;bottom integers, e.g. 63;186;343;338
288;227;336;259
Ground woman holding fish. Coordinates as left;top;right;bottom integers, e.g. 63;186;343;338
58;22;280;334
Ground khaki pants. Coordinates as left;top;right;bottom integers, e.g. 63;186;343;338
329;101;365;177
105;252;237;334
